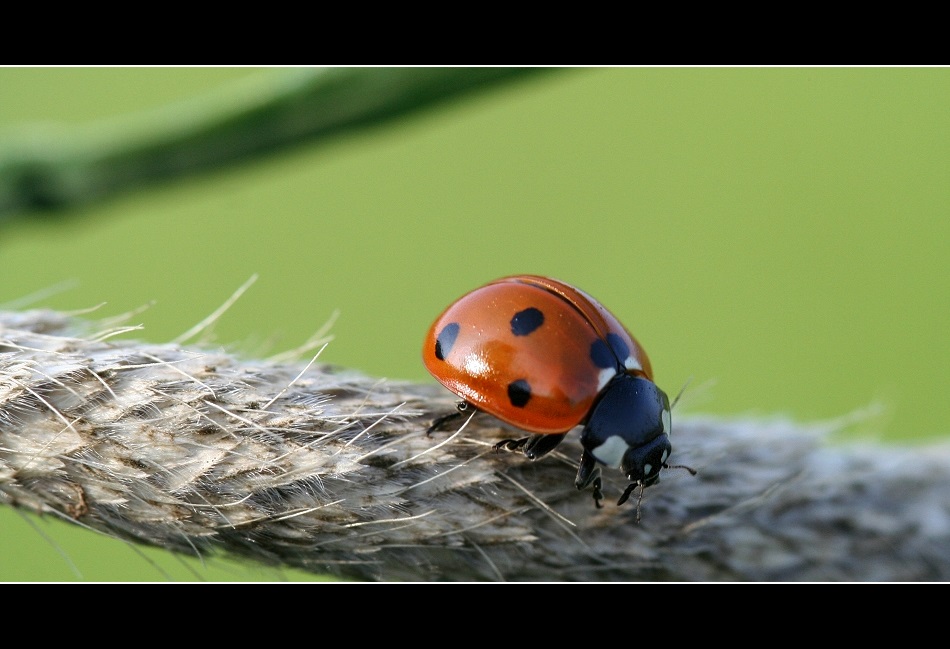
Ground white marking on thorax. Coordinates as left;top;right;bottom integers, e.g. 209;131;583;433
590;435;629;469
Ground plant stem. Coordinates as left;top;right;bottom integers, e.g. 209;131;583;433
2;308;948;581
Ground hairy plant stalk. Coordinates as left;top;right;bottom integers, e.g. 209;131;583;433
1;308;948;581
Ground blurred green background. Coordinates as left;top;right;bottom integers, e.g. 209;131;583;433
1;67;947;582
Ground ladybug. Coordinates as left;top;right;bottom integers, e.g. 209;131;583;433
422;274;694;517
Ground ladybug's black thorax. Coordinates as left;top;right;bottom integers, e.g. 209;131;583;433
582;374;667;448
579;374;672;482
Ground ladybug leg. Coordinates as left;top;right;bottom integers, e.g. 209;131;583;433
426;401;474;436
574;450;604;509
617;481;645;523
493;433;566;461
521;433;566;460
492;437;527;452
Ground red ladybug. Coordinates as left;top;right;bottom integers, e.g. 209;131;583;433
423;274;694;516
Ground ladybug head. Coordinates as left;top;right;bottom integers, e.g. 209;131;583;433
620;430;672;488
580;374;672;478
579;374;695;516
582;373;695;484
605;376;697;514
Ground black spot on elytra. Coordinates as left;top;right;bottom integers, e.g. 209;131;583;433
590;333;631;369
607;333;630;363
507;379;532;407
510;307;544;336
435;322;460;361
590;339;615;369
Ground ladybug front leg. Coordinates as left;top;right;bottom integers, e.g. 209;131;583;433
574;450;604;508
493;433;566;460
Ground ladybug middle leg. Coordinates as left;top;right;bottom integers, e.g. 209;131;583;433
426;401;475;436
493;432;567;461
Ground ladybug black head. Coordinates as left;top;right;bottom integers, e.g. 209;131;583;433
579;373;672;483
621;433;672;486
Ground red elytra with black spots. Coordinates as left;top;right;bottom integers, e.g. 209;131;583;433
423;275;690;512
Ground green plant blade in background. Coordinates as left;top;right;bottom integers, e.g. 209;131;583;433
0;67;549;221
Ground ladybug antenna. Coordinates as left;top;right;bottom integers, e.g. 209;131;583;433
670;376;693;411
664;462;698;477
667;380;698;477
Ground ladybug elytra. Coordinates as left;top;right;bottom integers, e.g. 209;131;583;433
422;275;694;518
